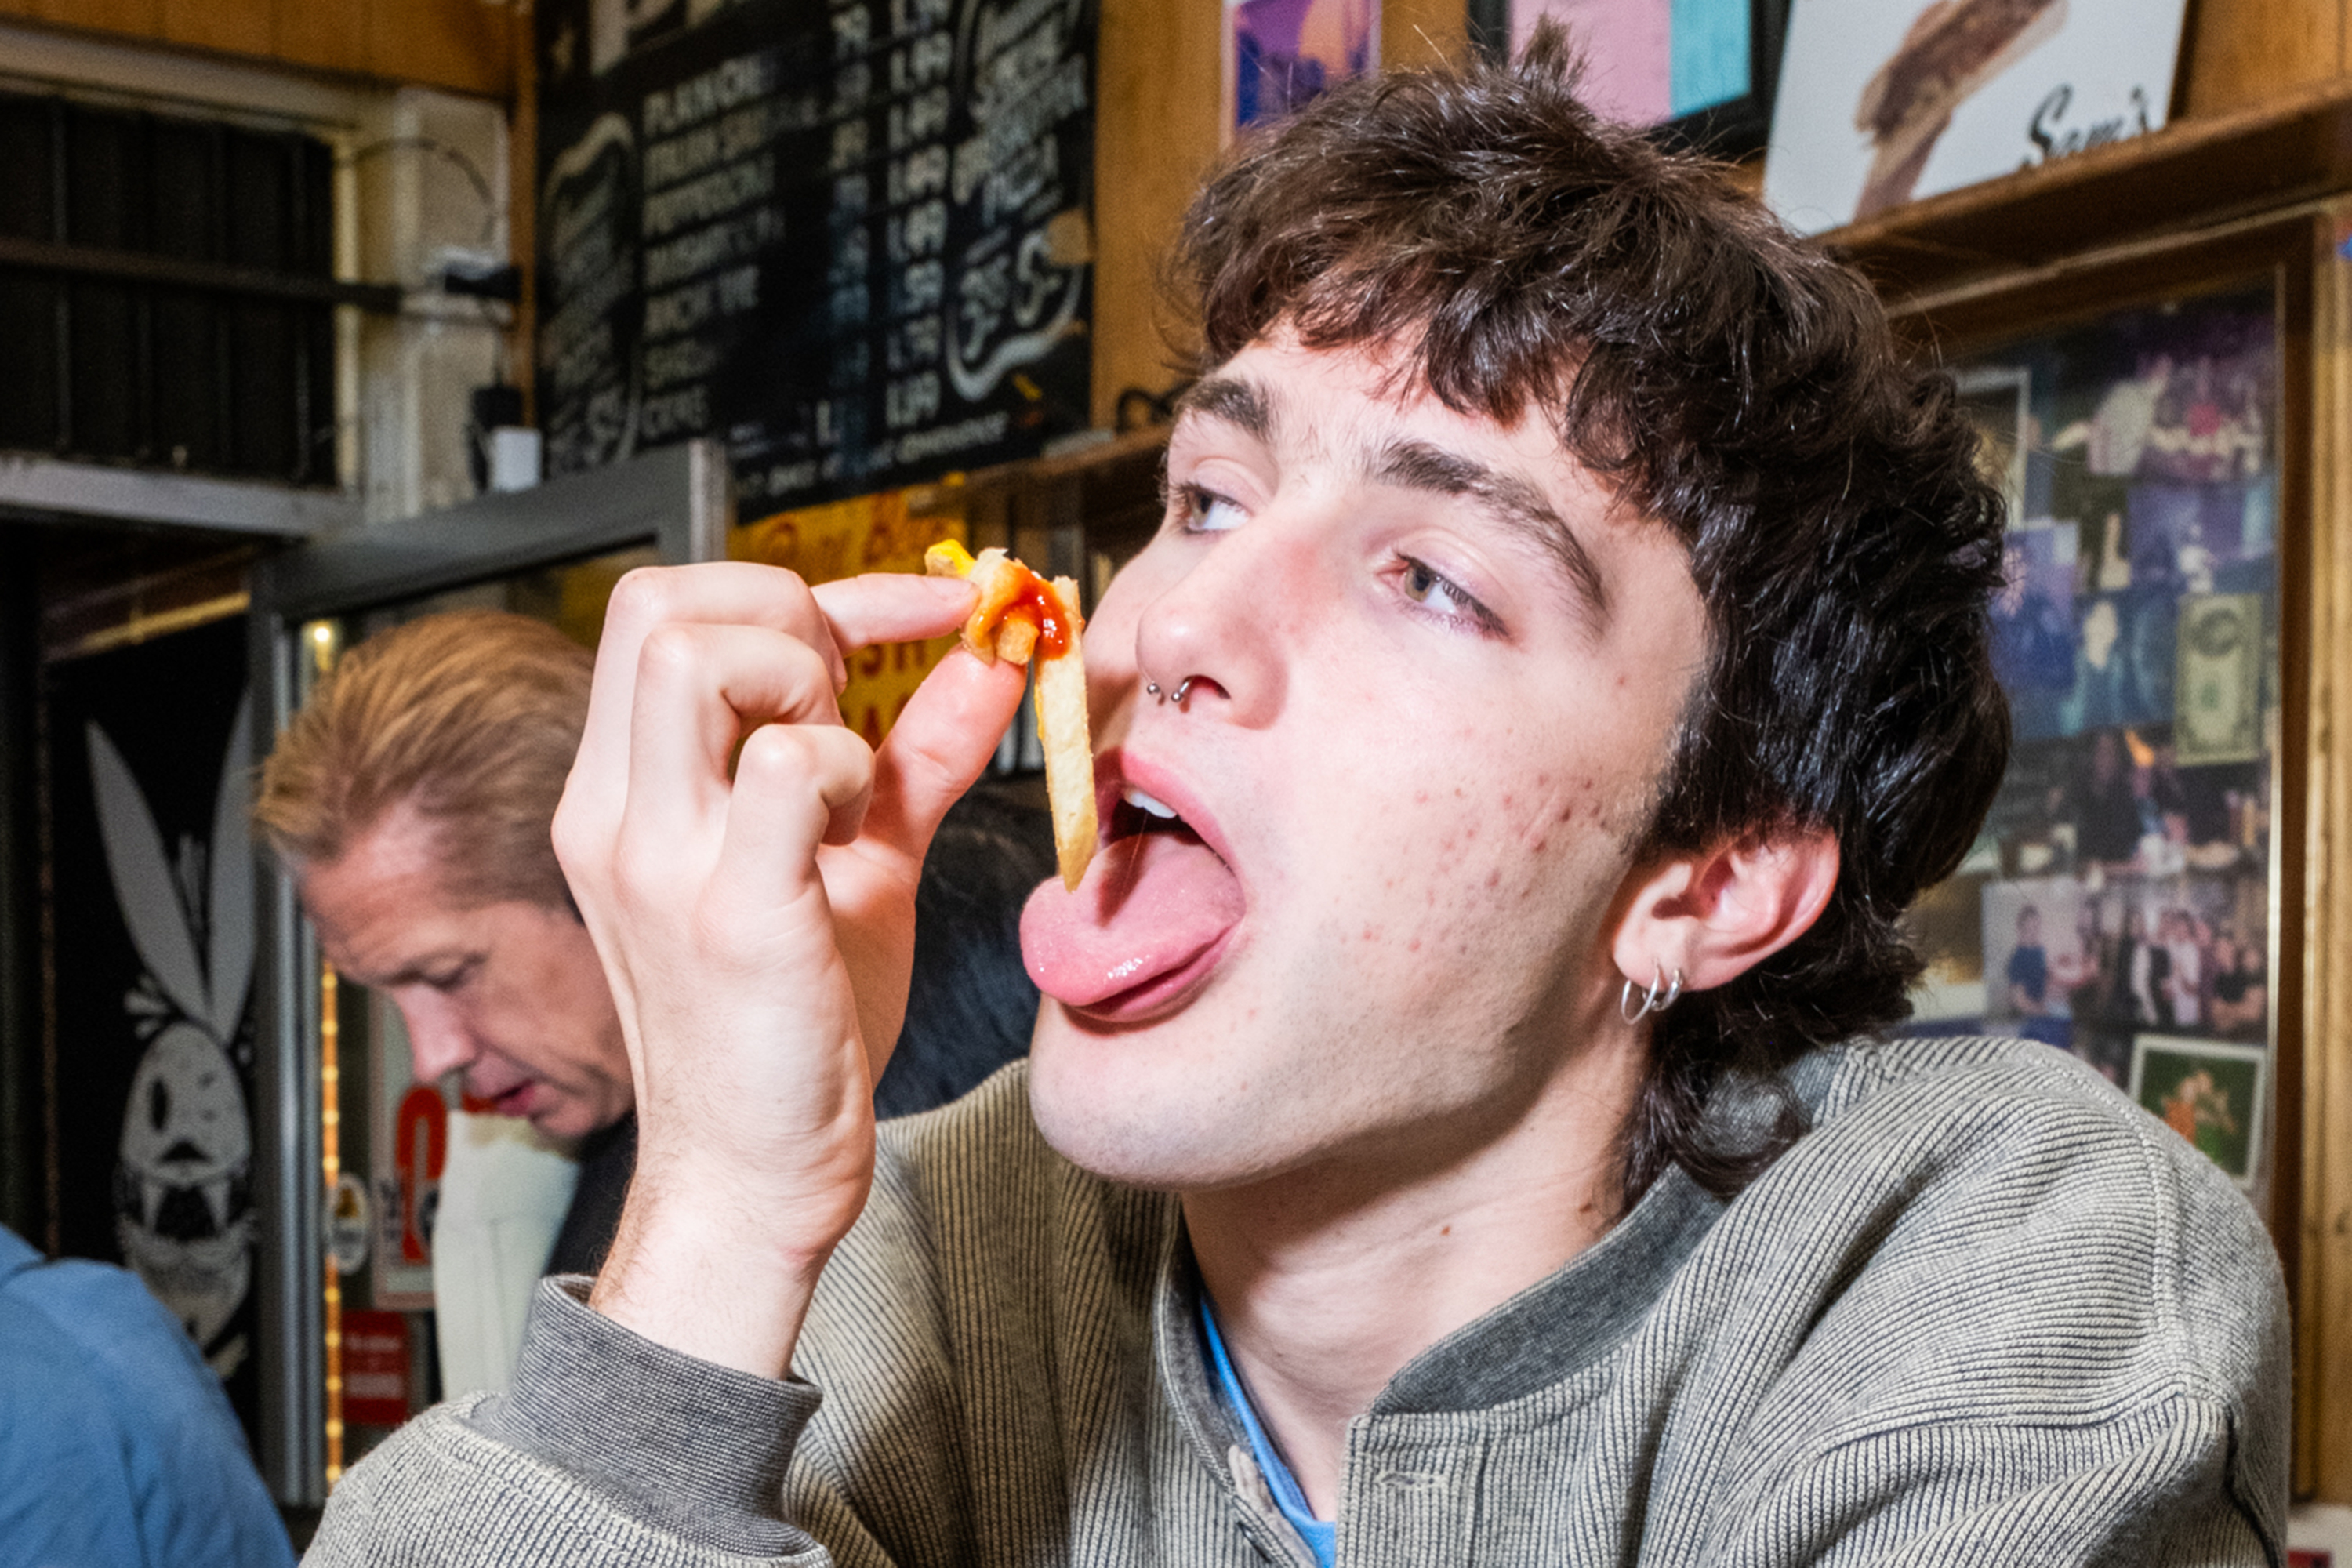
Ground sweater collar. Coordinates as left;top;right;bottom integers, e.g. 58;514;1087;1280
1152;1155;1727;1471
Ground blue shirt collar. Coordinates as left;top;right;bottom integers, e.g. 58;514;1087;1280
1199;1294;1338;1567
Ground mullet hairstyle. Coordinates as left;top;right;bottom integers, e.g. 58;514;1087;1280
1174;24;2009;1204
253;610;593;912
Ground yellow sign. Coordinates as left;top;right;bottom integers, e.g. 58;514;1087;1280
730;488;967;749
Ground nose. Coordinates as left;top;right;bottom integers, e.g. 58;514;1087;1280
1126;517;1304;730
393;989;480;1084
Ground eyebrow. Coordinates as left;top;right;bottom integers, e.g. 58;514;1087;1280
1173;375;1273;444
339;949;473;990
1370;437;1610;622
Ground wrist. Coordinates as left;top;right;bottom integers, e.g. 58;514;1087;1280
588;1181;844;1379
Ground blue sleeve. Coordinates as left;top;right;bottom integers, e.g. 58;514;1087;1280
5;1261;293;1568
0;1294;146;1567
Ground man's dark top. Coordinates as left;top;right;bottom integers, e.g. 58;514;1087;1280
2005;942;2049;1008
543;786;1056;1279
544;1114;636;1278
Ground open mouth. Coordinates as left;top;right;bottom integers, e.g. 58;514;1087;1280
1105;783;1192;848
483;1081;535;1118
1018;760;1247;1022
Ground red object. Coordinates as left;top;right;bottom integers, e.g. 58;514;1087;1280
393;1085;446;1264
341;1309;412;1427
1003;565;1076;659
2292;1550;2333;1567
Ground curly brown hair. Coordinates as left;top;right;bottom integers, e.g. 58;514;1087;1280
1173;25;2010;1201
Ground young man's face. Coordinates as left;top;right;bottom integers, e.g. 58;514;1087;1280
1020;333;1710;1192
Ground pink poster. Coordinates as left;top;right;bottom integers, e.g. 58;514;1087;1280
1513;0;1671;126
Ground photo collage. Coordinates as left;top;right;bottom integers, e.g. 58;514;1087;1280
1901;283;2279;1191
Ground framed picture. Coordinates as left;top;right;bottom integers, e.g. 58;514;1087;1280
2130;1036;2268;1189
1892;215;2316;1248
1764;0;2190;232
1225;0;1381;140
1486;0;1787;157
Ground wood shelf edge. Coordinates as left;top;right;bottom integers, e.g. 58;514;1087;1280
1816;74;2352;301
958;424;1170;495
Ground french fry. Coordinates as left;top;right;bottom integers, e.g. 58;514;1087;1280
924;541;1098;888
1038;576;1096;890
993;614;1040;666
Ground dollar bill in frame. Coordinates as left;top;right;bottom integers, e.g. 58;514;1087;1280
2175;591;2263;765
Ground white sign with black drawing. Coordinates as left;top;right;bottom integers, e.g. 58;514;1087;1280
1764;0;2190;234
90;692;256;1380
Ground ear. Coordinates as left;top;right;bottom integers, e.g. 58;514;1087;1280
1610;826;1841;997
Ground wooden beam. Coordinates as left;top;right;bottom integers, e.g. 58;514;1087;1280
2299;195;2352;1503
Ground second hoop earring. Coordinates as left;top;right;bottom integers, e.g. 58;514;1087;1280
1619;962;1684;1025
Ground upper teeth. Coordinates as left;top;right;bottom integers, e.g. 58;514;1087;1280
1123;788;1178;819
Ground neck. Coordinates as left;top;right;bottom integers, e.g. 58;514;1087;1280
1181;1020;1643;1519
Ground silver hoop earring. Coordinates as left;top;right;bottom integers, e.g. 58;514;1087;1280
1618;962;1684;1025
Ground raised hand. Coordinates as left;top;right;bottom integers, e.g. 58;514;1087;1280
551;562;1027;1377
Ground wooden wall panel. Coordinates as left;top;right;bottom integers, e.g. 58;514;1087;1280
368;0;508;99
34;0;161;37
2178;0;2344;118
1381;0;1468;70
17;0;514;97
270;0;372;78
161;0;270;59
1089;0;1221;428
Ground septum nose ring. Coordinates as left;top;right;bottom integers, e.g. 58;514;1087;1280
1145;678;1197;705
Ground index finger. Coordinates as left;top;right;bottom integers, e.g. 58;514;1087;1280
811;572;979;654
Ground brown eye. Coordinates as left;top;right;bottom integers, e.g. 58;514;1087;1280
1182;485;1244;533
1391;554;1501;634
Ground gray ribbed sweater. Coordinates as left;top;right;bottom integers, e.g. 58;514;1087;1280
309;1035;2288;1566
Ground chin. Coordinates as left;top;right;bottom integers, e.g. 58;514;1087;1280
527;1102;596;1142
1025;1022;1315;1194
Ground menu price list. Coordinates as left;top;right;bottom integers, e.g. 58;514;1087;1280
535;0;1096;507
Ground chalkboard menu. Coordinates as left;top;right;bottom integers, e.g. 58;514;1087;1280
535;0;1097;506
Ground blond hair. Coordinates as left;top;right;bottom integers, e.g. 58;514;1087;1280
253;611;592;909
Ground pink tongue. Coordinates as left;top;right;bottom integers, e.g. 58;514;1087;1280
1021;829;1244;1007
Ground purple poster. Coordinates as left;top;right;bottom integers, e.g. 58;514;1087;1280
1229;0;1378;136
